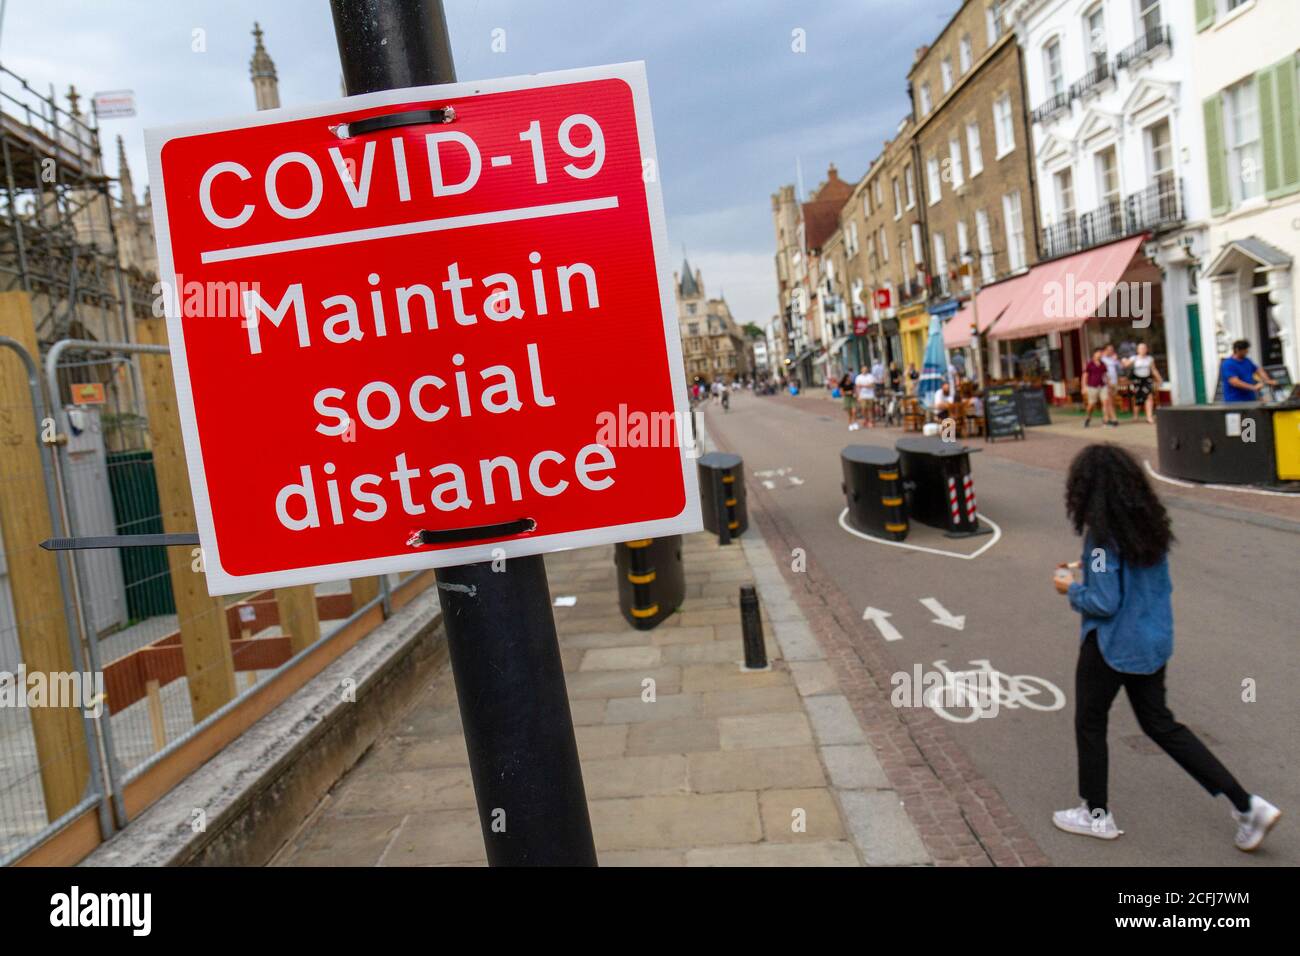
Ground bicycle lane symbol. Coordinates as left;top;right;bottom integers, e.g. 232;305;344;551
921;659;1066;724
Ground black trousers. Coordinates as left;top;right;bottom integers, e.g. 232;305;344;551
1075;632;1249;814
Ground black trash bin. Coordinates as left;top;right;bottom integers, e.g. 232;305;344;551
698;451;747;544
895;436;985;537
615;535;685;630
840;445;908;540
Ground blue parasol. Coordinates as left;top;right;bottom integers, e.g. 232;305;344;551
917;311;947;409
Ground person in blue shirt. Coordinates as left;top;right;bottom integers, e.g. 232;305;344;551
1051;443;1281;850
1220;338;1277;402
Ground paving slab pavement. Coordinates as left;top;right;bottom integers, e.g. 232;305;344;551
272;528;931;867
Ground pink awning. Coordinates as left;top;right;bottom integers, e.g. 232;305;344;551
987;235;1148;341
942;271;1035;349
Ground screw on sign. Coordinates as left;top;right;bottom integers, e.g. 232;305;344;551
146;63;700;594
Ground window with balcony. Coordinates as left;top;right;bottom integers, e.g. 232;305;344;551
1084;4;1107;70
1003;191;1026;272
932;231;950;295
956;220;972;291
1222;80;1263;206
975;208;995;283
960;35;973;73
1138;0;1162;36
987;1;1006;45
941;58;954;94
927;156;942;204
967;122;984;176
911;222;925;272
1044;38;1065;98
1118;1;1169;69
1147;118;1174;191
1055;167;1076;224
994;94;1016;156
949;138;965;189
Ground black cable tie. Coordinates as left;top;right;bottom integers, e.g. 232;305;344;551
337;106;456;138
406;518;536;547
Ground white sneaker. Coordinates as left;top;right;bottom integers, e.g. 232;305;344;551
1053;802;1123;840
1233;796;1281;852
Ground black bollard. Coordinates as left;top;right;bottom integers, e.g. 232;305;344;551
739;585;767;670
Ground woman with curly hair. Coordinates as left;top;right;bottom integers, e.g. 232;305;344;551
1052;444;1280;850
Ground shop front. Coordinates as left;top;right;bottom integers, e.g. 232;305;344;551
983;235;1169;409
898;305;929;378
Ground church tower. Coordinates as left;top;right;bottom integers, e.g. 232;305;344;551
250;22;280;111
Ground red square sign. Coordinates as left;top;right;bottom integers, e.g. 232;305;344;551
872;287;892;311
146;63;699;594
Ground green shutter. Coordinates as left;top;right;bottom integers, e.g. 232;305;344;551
1196;0;1216;32
1260;55;1300;200
1259;66;1279;194
1203;95;1230;215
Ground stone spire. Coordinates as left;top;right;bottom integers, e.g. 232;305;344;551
117;135;136;211
250;22;280;111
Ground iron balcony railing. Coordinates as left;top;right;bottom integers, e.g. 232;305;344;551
1116;24;1172;71
1070;60;1114;100
1127;176;1183;234
1031;90;1071;125
1039;178;1183;259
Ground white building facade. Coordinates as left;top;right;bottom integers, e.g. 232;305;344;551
1009;0;1209;403
1191;0;1299;399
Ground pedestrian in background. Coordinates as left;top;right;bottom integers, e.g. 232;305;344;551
1101;343;1121;428
838;371;857;430
1220;338;1278;402
1052;444;1281;851
854;365;876;428
1123;342;1163;424
1082;347;1106;428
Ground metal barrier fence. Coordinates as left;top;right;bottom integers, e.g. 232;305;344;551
0;323;404;865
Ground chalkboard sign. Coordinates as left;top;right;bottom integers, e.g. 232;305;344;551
984;385;1024;441
1015;386;1052;427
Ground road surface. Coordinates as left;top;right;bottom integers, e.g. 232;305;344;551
703;389;1298;866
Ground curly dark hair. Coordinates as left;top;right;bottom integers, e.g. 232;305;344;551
1065;443;1173;567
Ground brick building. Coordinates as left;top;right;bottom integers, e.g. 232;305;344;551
910;0;1041;380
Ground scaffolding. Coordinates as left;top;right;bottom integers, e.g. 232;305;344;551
0;63;154;443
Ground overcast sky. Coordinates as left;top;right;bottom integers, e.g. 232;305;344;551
1;0;957;328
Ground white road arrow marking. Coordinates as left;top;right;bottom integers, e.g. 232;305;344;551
762;480;775;489
862;607;903;642
754;469;777;478
920;597;965;631
788;476;804;486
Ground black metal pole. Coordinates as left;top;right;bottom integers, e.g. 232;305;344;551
329;0;597;867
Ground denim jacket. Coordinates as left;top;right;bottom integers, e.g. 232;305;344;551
1067;538;1174;674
